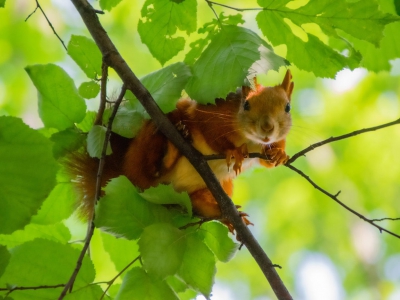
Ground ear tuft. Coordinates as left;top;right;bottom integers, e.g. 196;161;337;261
281;70;294;99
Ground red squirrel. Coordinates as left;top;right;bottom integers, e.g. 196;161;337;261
68;70;294;230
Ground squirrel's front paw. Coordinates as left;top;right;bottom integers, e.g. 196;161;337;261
264;147;289;166
226;143;248;175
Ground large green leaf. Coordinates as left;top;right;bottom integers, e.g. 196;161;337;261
256;0;400;76
0;245;10;278
138;0;197;65
126;62;191;113
0;239;95;299
200;222;238;262
178;232;216;297
64;285;106;300
25;64;87;130
0;0;5;8
111;106;144;138
100;0;123;11
95;176;172;239
67;35;102;79
139;223;186;279
0;117;58;234
185;25;287;103
50;127;86;159
115;267;178;300
0;223;71;248
140;185;192;217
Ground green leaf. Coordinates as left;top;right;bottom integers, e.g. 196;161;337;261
200;222;238;262
79;81;100;99
0;239;95;299
185;12;245;65
96;176;172;239
0;223;71;248
25;64;87;130
31;180;76;225
115;267;178;300
0;0;5;8
256;0;400;76
101;232;140;273
0;117;58;234
64;285;106;300
0;245;10;278
140;185;192;217
127;62;192;113
50;127;85;159
87;125;112;158
112;106;144;138
139;223;186;279
76;111;97;132
100;0;123;11
138;0;197;65
185;25;288;103
67;35;102;79
178;232;216;297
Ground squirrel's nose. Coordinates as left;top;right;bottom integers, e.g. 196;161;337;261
261;119;274;134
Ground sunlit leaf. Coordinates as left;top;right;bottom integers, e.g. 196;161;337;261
25;64;86;130
0;117;58;234
79;81;100;99
100;0;123;11
67;35;102;79
138;0;197;65
185;25;287;103
256;0;400;76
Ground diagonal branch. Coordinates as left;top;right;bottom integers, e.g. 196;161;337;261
69;1;292;299
287;118;400;164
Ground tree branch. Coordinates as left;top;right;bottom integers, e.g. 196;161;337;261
58;85;127;299
286;164;400;239
287;118;400;164
69;1;292;299
0;284;65;296
26;0;67;51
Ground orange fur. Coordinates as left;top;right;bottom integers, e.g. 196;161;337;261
67;70;294;229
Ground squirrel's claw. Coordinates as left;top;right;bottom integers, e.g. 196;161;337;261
226;143;248;175
264;147;289;166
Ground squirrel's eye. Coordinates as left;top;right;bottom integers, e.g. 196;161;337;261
243;100;250;111
285;102;291;113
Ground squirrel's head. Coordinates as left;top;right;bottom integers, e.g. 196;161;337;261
237;70;294;145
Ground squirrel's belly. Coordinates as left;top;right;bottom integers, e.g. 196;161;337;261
162;157;236;193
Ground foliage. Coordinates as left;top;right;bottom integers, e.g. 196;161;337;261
0;0;400;299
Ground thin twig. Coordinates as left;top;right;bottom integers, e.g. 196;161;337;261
204;0;262;12
26;0;67;50
69;1;292;299
0;284;65;296
287;118;400;164
371;217;400;223
58;85;127;299
99;255;140;300
94;62;108;125
285;164;400;239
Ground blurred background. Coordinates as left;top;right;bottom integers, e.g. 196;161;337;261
1;0;399;299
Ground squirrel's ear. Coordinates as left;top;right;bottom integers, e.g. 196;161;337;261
242;77;258;99
281;70;294;100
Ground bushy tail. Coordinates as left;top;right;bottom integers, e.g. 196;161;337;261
65;133;132;219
